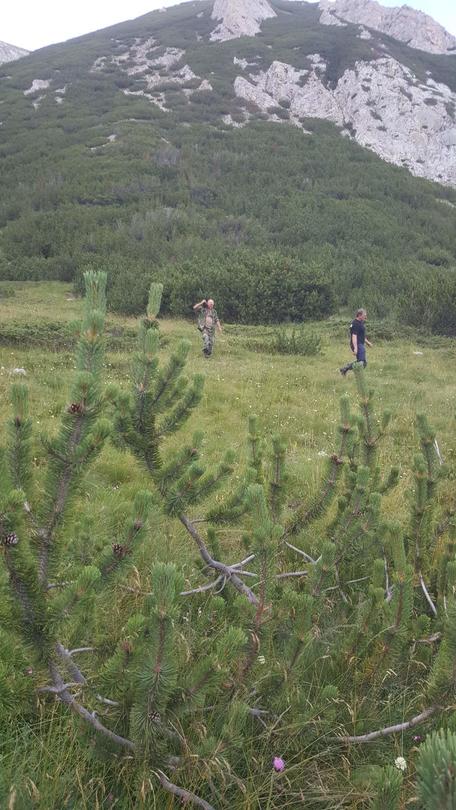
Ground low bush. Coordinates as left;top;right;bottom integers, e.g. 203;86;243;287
0;319;138;351
247;324;322;355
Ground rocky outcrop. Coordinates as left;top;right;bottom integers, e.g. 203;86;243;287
94;38;210;110
24;79;51;95
210;0;276;42
233;55;456;185
0;41;29;65
319;0;456;55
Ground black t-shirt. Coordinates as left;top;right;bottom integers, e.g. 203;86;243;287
350;318;365;350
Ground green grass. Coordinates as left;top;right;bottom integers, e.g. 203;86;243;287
1;282;456;808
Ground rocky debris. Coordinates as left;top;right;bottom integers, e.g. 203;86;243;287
233;55;456;185
319;0;456;55
54;86;67;104
91;56;108;72
222;112;250;127
24;79;51;96
95;38;207;109
319;6;346;26
111;37;159;74
32;96;46;110
123;88;170;111
0;41;29;65
210;0;276;41
90;134;117;151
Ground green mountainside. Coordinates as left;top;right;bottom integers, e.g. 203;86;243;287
0;0;456;328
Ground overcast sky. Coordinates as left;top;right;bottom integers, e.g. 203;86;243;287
3;0;456;52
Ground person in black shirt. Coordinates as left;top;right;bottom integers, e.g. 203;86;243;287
340;308;372;376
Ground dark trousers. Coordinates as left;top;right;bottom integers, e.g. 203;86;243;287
341;344;367;374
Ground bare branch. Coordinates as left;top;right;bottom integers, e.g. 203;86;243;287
414;632;441;645
249;708;269;717
96;694;120;707
420;574;437;617
37;682;80;695
56;643;87;685
47;581;72;590
333;705;438;743
231;569;256;578
68;647;96;656
179;513;259;606
49;662;135;752
156;771;215;810
276;570;309;579
231;554;256;568
285;541;319;563
181;577;224;596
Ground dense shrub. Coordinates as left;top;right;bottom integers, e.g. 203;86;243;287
396;266;456;335
164;251;336;324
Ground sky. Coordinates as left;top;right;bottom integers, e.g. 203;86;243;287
2;0;456;52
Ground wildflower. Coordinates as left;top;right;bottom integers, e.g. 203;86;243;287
273;757;285;772
413;735;424;743
394;756;407;772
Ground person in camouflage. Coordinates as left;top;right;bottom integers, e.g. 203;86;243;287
192;298;222;357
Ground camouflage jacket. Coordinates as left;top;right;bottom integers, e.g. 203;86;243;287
197;307;219;333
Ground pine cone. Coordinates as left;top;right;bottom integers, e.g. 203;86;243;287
112;543;125;557
68;402;82;414
2;532;18;547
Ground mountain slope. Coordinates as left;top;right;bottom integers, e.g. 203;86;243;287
0;40;29;65
0;0;455;324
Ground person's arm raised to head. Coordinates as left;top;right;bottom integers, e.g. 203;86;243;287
193;299;206;311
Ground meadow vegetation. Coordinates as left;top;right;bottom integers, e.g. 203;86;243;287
2;281;456;808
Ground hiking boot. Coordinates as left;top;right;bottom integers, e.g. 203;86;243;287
339;367;348;376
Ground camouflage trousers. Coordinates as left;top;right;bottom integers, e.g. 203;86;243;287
201;327;215;357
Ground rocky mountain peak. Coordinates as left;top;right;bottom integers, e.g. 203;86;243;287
210;0;277;41
0;40;29;65
319;0;456;55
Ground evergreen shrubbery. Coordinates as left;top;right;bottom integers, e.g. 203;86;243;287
2;273;456;807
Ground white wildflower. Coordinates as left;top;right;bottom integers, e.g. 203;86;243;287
395;756;407;772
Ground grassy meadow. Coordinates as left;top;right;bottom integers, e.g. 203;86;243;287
1;281;456;808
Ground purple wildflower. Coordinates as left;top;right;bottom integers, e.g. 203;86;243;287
273;757;285;772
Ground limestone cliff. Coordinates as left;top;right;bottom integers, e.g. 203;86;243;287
210;0;276;41
319;0;456;55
